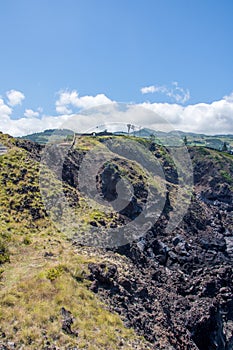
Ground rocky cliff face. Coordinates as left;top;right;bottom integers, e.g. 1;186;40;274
1;134;232;349
69;142;233;350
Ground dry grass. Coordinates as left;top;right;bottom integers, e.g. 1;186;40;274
0;235;146;349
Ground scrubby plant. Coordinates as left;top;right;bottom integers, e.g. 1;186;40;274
0;239;10;264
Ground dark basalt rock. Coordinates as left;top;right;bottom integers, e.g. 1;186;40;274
59;144;233;349
60;307;78;337
88;263;118;286
84;148;233;350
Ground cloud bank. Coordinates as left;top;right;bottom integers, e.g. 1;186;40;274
0;88;233;136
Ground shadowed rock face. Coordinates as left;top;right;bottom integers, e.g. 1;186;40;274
96;161;148;220
98;163;121;202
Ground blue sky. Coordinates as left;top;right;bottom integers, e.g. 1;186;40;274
1;0;233;135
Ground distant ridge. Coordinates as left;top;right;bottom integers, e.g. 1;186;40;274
19;129;74;144
18;128;233;150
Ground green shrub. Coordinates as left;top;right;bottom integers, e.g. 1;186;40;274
45;265;64;281
0;240;10;264
220;170;233;184
23;236;32;245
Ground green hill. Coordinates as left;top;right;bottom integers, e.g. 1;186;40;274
19;129;74;144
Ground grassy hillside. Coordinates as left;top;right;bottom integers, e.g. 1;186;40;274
0;132;151;349
1;132;232;349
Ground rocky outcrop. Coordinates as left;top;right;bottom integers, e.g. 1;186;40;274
60;307;78;336
15;138;43;161
83;146;233;350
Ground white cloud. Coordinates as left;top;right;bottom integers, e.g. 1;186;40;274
141;86;157;94
24;109;40;118
1;90;233;137
52;94;233;136
141;82;190;104
223;92;233;102
55;90;113;114
0;113;70;137
6;89;25;106
140;93;233;134
56;105;72;115
0;98;12;119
